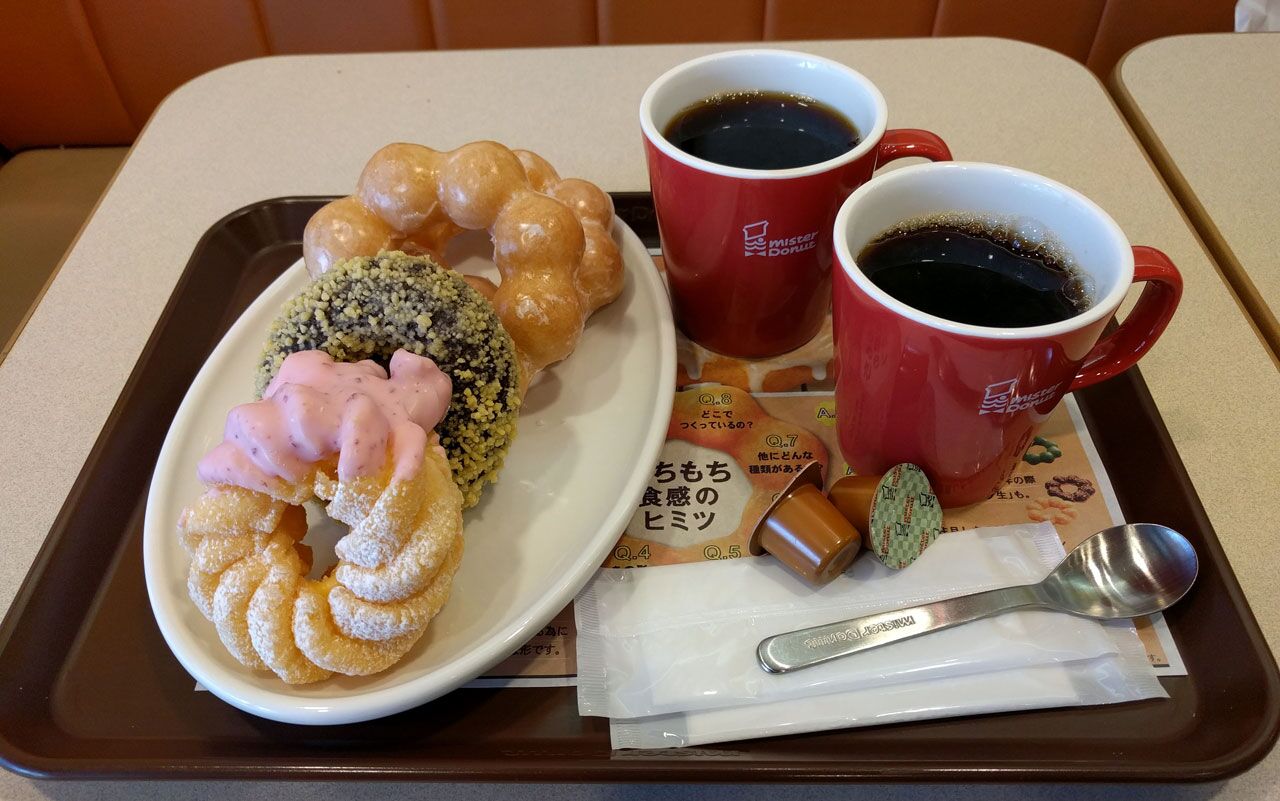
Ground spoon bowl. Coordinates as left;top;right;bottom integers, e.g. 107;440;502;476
1040;523;1198;619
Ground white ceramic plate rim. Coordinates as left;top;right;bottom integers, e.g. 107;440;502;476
143;219;674;724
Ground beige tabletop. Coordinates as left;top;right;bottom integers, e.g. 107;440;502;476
2;39;1279;800
1112;32;1280;358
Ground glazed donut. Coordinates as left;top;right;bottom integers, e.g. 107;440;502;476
181;350;464;684
303;141;624;379
257;251;520;509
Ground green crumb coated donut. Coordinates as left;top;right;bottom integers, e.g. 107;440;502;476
256;250;520;508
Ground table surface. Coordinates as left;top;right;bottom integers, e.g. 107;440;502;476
1113;32;1280;357
2;38;1279;801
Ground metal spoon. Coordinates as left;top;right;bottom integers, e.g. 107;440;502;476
757;523;1198;674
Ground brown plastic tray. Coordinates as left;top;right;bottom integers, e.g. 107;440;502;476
0;195;1276;782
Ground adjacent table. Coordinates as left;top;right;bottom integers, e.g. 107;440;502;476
2;38;1279;800
1111;32;1280;358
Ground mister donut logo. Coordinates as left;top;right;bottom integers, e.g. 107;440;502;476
743;220;769;256
743;220;819;258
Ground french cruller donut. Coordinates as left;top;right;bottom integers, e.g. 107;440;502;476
181;349;464;684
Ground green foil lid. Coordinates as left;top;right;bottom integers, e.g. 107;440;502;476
867;464;943;569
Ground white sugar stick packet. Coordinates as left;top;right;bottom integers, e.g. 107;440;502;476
576;522;1162;721
609;634;1162;748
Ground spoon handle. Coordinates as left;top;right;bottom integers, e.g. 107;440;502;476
757;583;1043;674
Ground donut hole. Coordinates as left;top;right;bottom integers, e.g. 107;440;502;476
439;230;551;393
300;501;348;580
441;227;502;286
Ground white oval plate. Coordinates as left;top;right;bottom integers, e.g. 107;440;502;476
144;219;674;725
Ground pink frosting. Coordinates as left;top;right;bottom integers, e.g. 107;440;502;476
197;350;452;492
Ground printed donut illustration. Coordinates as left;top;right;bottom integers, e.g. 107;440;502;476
1045;475;1096;503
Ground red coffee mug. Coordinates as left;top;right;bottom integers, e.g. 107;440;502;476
640;49;950;359
832;162;1182;507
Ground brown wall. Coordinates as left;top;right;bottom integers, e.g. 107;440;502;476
0;0;1234;150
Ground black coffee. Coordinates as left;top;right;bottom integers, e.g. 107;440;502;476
664;90;860;170
857;217;1091;328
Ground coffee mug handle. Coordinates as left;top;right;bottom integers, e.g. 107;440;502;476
1068;246;1183;392
875;129;952;166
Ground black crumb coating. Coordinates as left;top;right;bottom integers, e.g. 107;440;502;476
256;251;520;508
